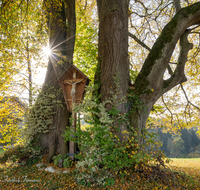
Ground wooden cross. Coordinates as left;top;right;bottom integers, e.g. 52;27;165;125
63;70;84;160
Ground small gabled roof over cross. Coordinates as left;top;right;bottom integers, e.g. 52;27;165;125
57;64;90;83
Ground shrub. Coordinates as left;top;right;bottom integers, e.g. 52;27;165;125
0;144;42;165
64;84;163;187
53;154;73;168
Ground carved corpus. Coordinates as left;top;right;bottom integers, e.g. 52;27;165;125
58;64;90;160
58;64;90;112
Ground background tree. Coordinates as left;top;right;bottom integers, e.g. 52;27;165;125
190;129;200;147
73;1;98;80
151;127;200;158
0;0;47;146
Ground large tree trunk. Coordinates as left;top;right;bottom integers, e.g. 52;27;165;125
96;0;130;141
96;1;200;145
37;0;76;162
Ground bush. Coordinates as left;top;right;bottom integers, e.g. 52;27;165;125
0;144;42;165
53;154;73;168
0;145;26;164
64;84;163;187
63;157;73;168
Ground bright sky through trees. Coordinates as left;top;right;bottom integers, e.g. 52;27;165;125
42;46;52;57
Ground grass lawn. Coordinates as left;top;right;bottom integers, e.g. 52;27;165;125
0;157;199;189
169;158;200;188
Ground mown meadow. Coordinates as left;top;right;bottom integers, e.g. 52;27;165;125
0;148;199;190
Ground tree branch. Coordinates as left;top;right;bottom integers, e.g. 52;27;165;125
134;0;148;15
161;96;173;124
167;65;173;76
10;83;29;91
128;32;151;51
154;2;173;21
180;84;200;111
169;62;177;65
134;2;200;97
163;29;193;93
173;0;181;13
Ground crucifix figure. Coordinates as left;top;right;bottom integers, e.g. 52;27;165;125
64;78;84;101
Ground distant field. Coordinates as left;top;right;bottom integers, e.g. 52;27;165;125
169;158;200;170
172;158;200;160
169;158;200;187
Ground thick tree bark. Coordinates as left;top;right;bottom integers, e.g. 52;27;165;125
37;0;76;162
96;0;130;140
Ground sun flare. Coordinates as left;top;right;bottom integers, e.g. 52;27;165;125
42;46;52;56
